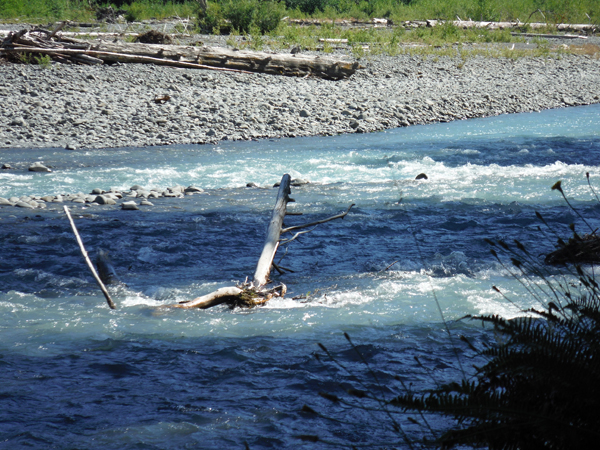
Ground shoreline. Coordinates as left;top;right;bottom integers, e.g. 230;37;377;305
1;50;600;151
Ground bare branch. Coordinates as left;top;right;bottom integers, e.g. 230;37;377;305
279;227;317;244
281;203;355;234
63;206;116;309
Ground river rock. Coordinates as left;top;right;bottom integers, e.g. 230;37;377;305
1;164;12;169
184;185;203;193
121;201;139;210
15;201;35;209
140;200;154;206
94;195;117;205
28;162;51;172
0;197;14;206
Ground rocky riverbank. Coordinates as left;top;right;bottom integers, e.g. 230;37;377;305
1;49;600;150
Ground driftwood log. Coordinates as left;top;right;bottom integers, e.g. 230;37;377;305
0;28;360;79
88;174;353;309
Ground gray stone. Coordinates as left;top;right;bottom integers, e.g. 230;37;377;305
140;200;154;206
72;197;86;203
1;164;12;169
94;195;116;205
291;178;310;186
28;162;51;172
15;201;35;209
91;188;104;195
121;201;139;210
130;185;144;191
0;197;14;206
10;117;27;127
41;195;54;202
184;185;203;193
65;142;78;150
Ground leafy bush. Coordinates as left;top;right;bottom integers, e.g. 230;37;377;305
255;0;286;34
197;0;284;35
197;1;228;33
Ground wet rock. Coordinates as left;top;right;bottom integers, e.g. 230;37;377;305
415;173;428;180
130;185;144;191
140;200;154;206
15;201;35;209
184;185;203;193
94;195;117;205
1;164;12;169
91;188;104;195
291;178;310;186
28;162;51;172
246;182;258;188
121;201;139;210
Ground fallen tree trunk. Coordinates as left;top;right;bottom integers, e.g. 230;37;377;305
0;29;361;79
169;174;353;310
84;174;353;310
86;40;360;79
254;174;292;287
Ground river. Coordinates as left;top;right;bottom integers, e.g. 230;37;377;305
1;104;599;449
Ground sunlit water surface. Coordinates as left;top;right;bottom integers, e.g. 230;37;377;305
1;104;600;449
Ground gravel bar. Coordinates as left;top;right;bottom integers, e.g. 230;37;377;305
1;51;599;150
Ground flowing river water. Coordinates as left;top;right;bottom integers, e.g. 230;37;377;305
1;104;600;449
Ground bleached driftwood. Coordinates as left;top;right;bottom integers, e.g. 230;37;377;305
254;174;293;287
86;40;360;79
64;206;117;309
170;174;353;310
0;29;361;79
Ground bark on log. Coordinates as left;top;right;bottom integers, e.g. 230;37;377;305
253;174;292;287
173;286;243;309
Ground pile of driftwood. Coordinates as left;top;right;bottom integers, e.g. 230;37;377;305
288;17;596;34
66;174;354;310
0;25;360;79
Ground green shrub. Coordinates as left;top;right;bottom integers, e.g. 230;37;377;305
222;0;256;33
197;1;228;33
255;1;286;34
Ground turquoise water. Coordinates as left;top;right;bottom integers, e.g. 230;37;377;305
1;104;599;448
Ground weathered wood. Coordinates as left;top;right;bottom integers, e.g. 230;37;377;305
253;174;292;287
2;47;253;72
87;41;360;79
64;206;117;309
173;286;243;309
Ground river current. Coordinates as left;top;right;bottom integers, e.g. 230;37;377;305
1;104;600;449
